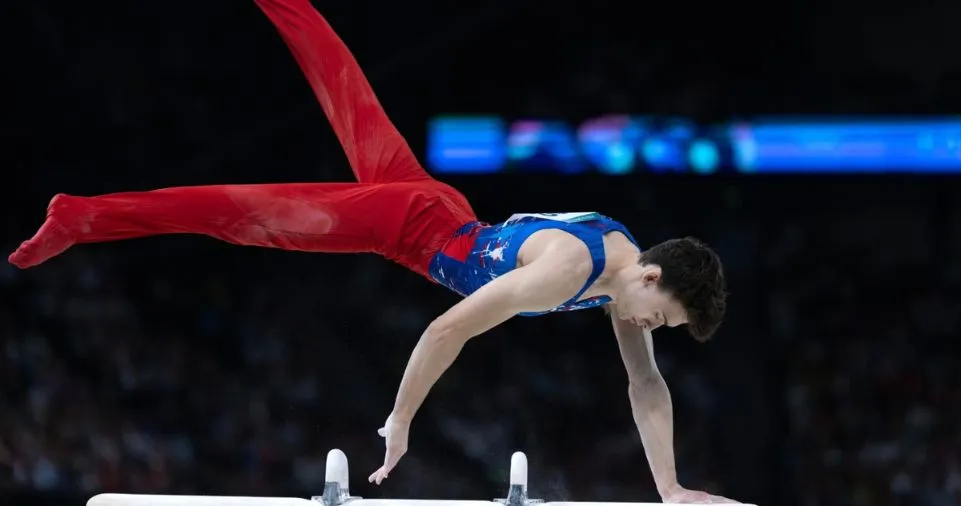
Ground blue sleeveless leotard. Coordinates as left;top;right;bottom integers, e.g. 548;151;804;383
428;212;640;316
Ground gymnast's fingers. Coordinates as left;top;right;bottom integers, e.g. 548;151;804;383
368;466;388;484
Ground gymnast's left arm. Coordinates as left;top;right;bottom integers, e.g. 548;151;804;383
609;305;740;504
368;253;591;485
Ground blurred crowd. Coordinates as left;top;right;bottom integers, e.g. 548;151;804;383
767;200;961;506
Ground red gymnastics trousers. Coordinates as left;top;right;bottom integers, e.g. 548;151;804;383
9;0;477;280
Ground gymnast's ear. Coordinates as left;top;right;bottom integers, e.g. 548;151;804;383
639;264;662;285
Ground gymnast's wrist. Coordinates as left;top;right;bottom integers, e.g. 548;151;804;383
657;481;683;499
388;409;414;425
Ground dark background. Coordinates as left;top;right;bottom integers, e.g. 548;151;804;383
3;1;960;506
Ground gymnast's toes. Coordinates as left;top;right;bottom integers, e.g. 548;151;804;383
8;218;78;269
9;241;37;269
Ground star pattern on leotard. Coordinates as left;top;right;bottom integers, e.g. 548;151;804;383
430;213;631;316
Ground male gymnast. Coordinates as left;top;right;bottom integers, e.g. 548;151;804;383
9;0;736;503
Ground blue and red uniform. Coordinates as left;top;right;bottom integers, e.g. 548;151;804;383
430;213;639;315
9;0;639;316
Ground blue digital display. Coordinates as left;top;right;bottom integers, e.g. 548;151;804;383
641;119;696;173
426;116;961;174
577;115;645;175
426;117;506;173
506;120;587;173
731;120;961;173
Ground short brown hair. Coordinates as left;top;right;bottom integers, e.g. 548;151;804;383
639;237;726;342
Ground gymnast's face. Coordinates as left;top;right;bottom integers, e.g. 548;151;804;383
614;264;687;332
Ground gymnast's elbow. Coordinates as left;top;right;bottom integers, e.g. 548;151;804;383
426;295;518;344
423;318;473;346
628;371;666;397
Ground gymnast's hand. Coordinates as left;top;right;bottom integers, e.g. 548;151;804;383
368;414;409;485
662;485;741;504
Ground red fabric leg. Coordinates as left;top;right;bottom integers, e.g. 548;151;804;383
255;0;428;184
9;183;396;268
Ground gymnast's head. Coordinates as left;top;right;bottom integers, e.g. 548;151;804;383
611;237;727;341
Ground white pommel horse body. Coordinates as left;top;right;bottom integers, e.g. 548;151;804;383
86;449;757;506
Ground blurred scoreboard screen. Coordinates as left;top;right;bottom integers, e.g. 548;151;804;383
426;116;961;174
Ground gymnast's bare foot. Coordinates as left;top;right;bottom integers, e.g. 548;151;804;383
9;194;82;269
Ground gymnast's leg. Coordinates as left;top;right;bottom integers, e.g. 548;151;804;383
252;0;479;270
8;0;473;269
255;0;428;184
8;183;393;268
